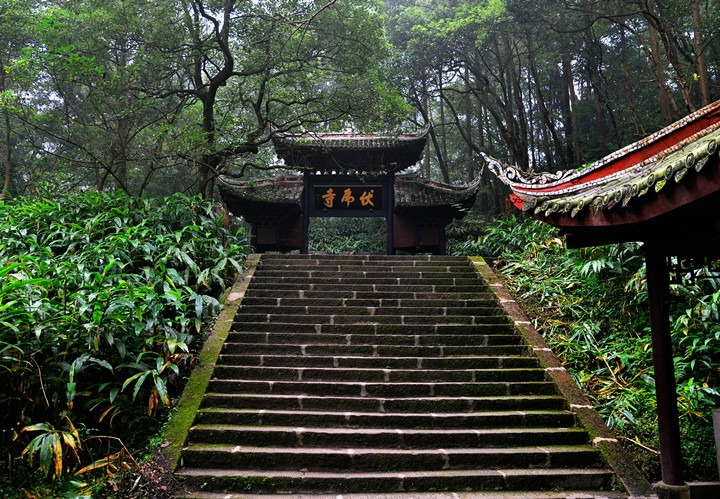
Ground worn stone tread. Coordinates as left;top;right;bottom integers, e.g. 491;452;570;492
179;493;629;499
193;408;577;429
178;492;630;499
175;467;616;494
215;354;538;369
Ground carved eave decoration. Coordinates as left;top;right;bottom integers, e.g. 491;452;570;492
486;100;720;254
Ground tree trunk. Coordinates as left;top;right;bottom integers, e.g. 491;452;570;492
421;79;431;178
438;68;449;179
691;0;710;107
619;23;644;137
647;2;674;123
586;31;607;157
464;67;474;182
0;62;11;200
527;34;567;171
527;69;537;170
492;37;527;169
198;89;218;198
111;113;130;194
593;81;607;158
184;0;237;199
562;55;582;167
1;111;10;200
648;0;695;112
476;94;491;213
503;36;529;169
413;83;450;183
561;55;573;166
428;119;450;184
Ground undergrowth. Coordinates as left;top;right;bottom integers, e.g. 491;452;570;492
452;214;720;482
0;191;248;496
308;217;386;254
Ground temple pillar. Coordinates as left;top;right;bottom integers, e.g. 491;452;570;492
645;244;689;498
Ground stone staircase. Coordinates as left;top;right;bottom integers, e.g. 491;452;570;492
172;254;648;498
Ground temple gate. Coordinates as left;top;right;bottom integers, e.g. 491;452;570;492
219;128;481;254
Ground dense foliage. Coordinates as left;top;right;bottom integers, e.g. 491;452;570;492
386;0;720;211
452;216;720;481
4;1;720;203
1;0;407;199
308;218;387;254
0;192;247;496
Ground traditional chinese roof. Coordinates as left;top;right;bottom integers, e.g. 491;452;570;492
272;126;429;173
394;175;482;214
217;176;303;224
217;173;480;221
486;100;720;254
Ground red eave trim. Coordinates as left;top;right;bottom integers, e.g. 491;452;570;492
537;158;720;229
515;106;720;195
509;193;524;210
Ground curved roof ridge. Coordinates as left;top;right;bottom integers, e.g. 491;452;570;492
487;99;720;191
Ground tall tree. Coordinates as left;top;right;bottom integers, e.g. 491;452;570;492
0;0;34;199
6;0;404;198
157;0;403;198
9;0;191;195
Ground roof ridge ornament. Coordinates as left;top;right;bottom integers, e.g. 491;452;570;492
481;153;576;186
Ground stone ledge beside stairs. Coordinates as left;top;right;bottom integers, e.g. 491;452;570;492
469;257;655;499
163;254;261;470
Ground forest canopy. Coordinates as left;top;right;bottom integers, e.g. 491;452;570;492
1;0;407;198
2;0;719;205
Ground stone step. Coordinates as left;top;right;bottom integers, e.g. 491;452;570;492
223;332;523;347
193;407;577;429
172;254;634;498
178;491;629;499
257;268;478;277
255;271;480;281
247;283;486;293
233;313;512;325
240;297;499;308
245;289;495;300
226;323;520;335
215;354;538;370
187;425;590;449
181;445;603;471
205;380;558;397
259;254;469;263
210;366;547;383
175;468;615;494
219;342;531;357
198;393;566;412
248;276;482;286
236;305;503;316
257;265;478;273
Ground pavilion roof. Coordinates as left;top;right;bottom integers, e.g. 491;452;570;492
217;173;481;221
395;175;482;211
272;126;429;173
485;100;720;252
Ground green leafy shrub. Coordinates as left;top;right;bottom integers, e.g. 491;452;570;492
0;191;247;486
463;216;720;482
308;217;386;253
